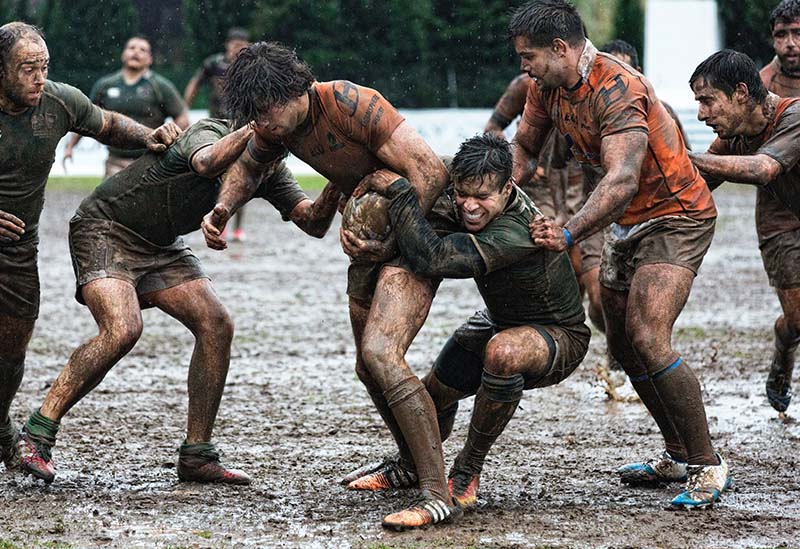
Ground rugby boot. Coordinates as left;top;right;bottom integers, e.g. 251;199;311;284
617;450;688;485
0;419;21;471
177;442;251;485
381;490;461;531
341;455;393;485
447;467;480;510
671;454;731;508
346;457;418;491
18;429;55;483
766;350;795;413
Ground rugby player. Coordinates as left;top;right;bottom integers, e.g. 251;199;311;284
18;118;340;485
688;46;800;413
63;35;189;177
184;27;251;241
512;0;729;507
201;42;458;529
0;22;179;473
348;133;590;512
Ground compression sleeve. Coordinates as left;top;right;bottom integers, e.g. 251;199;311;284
387;179;486;279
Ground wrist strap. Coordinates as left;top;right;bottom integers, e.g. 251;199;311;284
563;227;574;248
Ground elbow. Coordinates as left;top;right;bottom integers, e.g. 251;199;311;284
758;162;782;184
306;225;328;239
193;155;216;178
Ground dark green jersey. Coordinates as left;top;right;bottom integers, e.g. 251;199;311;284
0;80;104;246
90;70;185;158
388;179;585;327
77;118;308;246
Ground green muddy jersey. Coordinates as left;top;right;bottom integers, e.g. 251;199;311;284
388;179;585;327
90;70;185;158
0;80;104;246
77;118;308;246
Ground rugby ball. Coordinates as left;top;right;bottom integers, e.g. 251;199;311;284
342;192;392;241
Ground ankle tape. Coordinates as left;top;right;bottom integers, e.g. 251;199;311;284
480;371;524;403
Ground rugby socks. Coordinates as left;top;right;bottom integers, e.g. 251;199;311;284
0;357;24;420
362;379;415;471
628;371;687;462
458;371;524;474
650;358;716;465
384;376;448;502
24;408;60;447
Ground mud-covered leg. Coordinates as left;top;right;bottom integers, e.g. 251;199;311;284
0;315;33;471
767;287;800;412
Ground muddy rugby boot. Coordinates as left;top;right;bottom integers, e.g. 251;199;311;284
766;352;794;413
671;454;731;508
447;468;479;510
18;430;55;483
381;490;461;531
345;457;418;491
0;418;21;471
177;442;251;485
617;450;688;485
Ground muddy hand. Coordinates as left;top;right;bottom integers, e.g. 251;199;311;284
202;203;230;250
146;122;183;152
530;215;567;251
0;210;25;243
352;169;402;198
340;227;396;262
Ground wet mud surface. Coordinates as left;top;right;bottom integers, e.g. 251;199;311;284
1;186;799;548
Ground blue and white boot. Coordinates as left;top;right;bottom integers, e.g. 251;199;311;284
617;450;688;485
671;454;732;508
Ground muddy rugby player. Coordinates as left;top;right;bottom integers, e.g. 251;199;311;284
0;22;180;473
346;133;590;513
63;35;189;178
511;0;730;507
184;27;252;241
17;117;340;484
201;42;461;529
689;46;800;415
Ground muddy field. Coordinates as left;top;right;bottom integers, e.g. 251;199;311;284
1;185;798;548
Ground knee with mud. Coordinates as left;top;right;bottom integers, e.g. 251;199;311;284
102;318;144;356
626;322;674;371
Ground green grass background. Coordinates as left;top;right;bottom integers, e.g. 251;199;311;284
48;175;328;192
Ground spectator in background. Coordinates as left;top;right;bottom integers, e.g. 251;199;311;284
184;28;252;242
63;35;189;178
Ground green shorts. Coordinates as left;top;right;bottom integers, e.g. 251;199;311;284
69;215;208;306
0;238;40;319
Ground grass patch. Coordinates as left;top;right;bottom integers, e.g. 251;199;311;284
48;174;328;193
192;530;213;539
0;540;21;549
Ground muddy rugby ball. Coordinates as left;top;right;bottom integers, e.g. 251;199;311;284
342;192;392;241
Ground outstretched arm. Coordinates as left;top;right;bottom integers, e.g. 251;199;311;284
92;110;182;152
688;151;780;186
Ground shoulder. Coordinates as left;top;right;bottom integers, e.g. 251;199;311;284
760;58;780;86
320;80;393;116
43;80;90;107
590;54;649;99
508;73;531;94
148;71;179;90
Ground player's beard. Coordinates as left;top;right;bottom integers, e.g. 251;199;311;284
0;77;39;109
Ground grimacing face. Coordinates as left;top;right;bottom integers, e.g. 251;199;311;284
514;35;564;91
692;78;747;140
252;94;308;138
454;174;513;233
772;18;800;73
0;35;49;110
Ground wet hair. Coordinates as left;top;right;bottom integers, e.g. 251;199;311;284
0;22;44;68
451;133;513;191
508;0;585;48
689;49;768;103
770;0;800;31
224;41;315;128
601;39;640;70
226;27;250;42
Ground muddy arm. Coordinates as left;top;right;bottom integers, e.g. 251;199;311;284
689;151;780;186
288;181;341;238
190;126;254;178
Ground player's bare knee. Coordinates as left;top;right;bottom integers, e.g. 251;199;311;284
483;338;523;376
201;307;234;344
102;317;143;352
360;334;398;375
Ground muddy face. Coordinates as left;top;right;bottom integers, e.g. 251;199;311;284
0;35;48;112
120;37;152;72
773;18;800;74
454;174;512;232
692;78;748;139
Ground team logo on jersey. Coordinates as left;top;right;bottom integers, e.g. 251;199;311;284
31;112;58;137
334;81;359;116
136;86;153;99
107;87;121;99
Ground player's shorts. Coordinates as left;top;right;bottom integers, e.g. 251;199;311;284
759;227;800;289
578;229;603;274
0;238;40;319
600;215;716;292
346;190;461;303
69;215;208;306
104;154;137;179
432;309;591;394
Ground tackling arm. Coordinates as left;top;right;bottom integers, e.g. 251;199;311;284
688;151;781;186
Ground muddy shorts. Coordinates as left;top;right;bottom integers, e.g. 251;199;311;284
600;216;716;292
346;190;461;303
0;238;40;319
759;227;800;289
104;154;137;179
433;309;591;393
69;215;208;306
